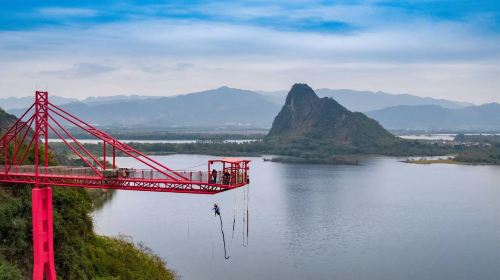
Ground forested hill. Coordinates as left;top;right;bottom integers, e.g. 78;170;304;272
0;107;17;132
266;84;400;153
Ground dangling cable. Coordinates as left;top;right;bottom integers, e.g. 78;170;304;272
242;187;246;247
231;191;237;241
242;186;249;247
246;185;250;245
212;203;230;259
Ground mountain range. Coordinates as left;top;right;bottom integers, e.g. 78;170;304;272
367;103;500;131
9;87;280;128
4;87;499;131
260;88;472;112
0;96;78;110
0;95;161;110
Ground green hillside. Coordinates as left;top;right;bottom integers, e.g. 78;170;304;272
0;108;17;133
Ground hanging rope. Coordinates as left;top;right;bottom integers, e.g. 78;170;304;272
231;191;237;241
242;188;246;246
212;203;230;259
242;186;249;247
246;184;249;245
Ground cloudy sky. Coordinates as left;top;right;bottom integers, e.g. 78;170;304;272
1;0;499;103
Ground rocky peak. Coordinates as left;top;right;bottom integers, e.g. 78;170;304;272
285;83;319;108
266;83;397;152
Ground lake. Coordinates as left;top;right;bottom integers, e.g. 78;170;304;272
93;155;500;280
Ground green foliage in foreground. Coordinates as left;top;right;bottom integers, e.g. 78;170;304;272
0;184;175;279
89;236;175;280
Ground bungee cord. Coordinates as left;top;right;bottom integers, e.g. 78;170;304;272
212;203;230;259
212;186;250;259
232;191;237;241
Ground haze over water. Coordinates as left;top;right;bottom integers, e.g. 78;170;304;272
93;155;500;280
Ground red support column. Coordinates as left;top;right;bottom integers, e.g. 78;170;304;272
103;141;106;170
33;91;57;280
32;187;56;280
3;137;7;174
112;146;116;169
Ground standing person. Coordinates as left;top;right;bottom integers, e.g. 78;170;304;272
223;170;230;185
211;169;218;183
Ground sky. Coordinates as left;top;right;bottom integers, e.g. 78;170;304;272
0;0;499;104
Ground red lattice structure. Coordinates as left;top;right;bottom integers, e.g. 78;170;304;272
0;91;250;280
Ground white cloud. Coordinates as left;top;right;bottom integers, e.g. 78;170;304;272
0;13;498;103
38;63;115;78
141;63;195;74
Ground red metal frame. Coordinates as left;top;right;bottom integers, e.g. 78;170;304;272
32;187;56;280
0;92;251;280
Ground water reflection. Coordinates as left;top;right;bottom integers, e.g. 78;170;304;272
93;155;500;280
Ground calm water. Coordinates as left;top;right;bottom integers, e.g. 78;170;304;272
93;155;500;280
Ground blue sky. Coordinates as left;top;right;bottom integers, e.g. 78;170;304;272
0;0;499;103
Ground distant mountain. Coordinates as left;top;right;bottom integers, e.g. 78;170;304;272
266;84;398;152
367;103;500;131
80;95;163;105
0;96;77;110
259;88;472;112
5;86;495;132
0;94;161;110
10;87;280;128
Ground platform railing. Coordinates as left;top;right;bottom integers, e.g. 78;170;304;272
117;169;247;186
0;165;247;186
0;165;99;177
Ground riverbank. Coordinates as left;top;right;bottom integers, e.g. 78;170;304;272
404;157;463;165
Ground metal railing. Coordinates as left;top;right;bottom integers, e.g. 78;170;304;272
0;165;248;186
0;165;99;177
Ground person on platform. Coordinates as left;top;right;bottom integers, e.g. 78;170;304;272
223;170;230;185
211;169;218;183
